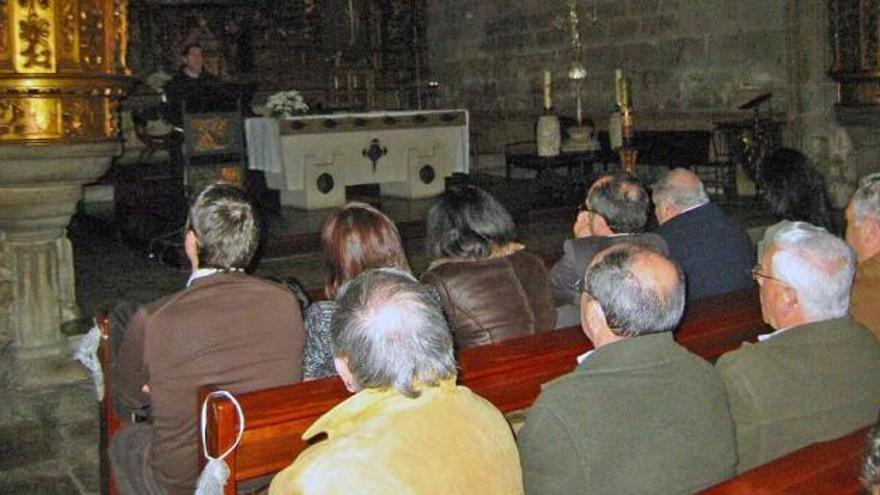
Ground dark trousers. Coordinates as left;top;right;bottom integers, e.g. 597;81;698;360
109;423;164;495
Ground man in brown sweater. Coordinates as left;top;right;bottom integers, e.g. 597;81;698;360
846;173;880;341
110;183;306;495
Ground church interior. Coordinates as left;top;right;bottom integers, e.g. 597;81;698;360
1;0;879;493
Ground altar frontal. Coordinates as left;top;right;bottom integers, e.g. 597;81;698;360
248;110;469;209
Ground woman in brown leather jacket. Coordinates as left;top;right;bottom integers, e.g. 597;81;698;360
421;185;556;349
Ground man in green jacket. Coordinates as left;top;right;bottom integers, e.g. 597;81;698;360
717;221;880;472
518;243;736;494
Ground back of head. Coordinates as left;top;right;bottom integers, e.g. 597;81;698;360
652;168;709;211
186;182;258;270
766;221;856;321
587;172;650;233
321;202;410;299
762;148;835;231
585;243;685;337
850;173;880;225
426;185;516;259
331;268;457;398
864;417;880;494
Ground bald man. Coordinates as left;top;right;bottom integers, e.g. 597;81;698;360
652;168;754;301
519;243;736;494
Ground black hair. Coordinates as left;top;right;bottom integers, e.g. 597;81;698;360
425;185;516;259
762;148;835;232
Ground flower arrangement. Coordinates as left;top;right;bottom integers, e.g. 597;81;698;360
265;90;309;118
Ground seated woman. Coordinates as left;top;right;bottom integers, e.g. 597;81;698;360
757;147;836;260
302;202;411;379
421;185;556;349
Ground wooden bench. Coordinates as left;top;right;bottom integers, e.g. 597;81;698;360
700;426;871;494
199;288;767;494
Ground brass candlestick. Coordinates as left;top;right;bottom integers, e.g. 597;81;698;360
614;69;637;175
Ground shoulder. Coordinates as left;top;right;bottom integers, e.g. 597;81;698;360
715;341;765;378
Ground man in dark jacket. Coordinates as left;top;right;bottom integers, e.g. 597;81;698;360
550;172;666;326
652;168;755;301
519;243;736;494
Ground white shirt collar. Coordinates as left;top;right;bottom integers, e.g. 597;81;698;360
187;268;246;287
576;349;595;363
758;326;792;342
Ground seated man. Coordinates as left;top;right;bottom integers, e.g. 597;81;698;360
652;168;755;301
550;172;666;326
269;269;523;495
717;222;880;472
519;243;736;494
110;183;306;495
846;172;880;340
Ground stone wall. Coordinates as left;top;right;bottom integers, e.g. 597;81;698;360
426;0;840;159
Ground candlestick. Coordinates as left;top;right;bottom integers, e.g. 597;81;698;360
576;84;583;126
543;70;552;110
615;69;624;109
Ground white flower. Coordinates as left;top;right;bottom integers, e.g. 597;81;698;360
266;89;309;117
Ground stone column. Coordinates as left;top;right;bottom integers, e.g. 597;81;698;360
0;143;118;357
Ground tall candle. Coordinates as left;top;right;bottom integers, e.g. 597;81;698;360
614;69;624;109
543;70;552;110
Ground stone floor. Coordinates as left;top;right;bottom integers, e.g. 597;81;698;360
0;170;776;494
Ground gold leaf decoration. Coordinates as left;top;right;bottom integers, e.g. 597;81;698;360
17;0;51;69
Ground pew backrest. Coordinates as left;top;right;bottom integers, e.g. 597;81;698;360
700;426;870;494
96;312;122;495
201;288;768;494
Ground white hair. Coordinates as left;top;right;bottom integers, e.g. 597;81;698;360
851;173;880;224
652;168;710;211
766;222;856;321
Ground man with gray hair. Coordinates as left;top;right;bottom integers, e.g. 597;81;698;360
717;221;880;472
269;269;523;495
519;243;736;494
652;168;754;301
846;173;880;340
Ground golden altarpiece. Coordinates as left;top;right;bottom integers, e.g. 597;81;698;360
0;0;132;356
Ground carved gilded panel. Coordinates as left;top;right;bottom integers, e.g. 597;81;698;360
14;0;55;72
829;0;880;106
0;97;60;139
112;0;127;73
0;0;9;55
59;0;79;65
79;0;102;69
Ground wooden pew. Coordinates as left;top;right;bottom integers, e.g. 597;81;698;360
700;426;871;494
201;288;767;494
95;312;122;495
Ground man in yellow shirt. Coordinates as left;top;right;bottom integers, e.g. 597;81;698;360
269;268;523;495
846;173;880;341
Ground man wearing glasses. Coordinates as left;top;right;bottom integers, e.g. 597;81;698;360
846;173;880;341
549;172;666;327
717;221;880;473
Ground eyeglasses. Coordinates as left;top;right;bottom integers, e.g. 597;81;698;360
750;265;789;286
577;203;599;215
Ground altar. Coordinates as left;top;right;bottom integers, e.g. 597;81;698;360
247;109;470;210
